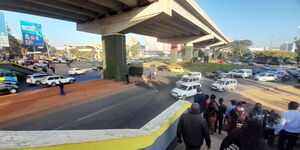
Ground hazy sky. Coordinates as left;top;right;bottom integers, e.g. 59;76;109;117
1;0;300;47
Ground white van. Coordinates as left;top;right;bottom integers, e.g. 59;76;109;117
183;72;202;79
210;78;237;92
171;82;201;99
176;76;200;87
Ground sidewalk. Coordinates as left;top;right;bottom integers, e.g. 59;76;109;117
0;80;133;124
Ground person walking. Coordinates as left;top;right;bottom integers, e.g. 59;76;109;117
99;67;104;79
220;118;269;150
263;109;280;147
215;98;227;134
227;101;248;133
205;94;219;135
193;87;206;114
58;81;65;95
249;103;265;124
275;101;300;150
177;103;211;150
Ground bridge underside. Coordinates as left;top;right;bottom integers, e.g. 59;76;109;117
0;0;230;80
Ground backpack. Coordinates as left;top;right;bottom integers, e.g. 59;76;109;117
234;108;247;128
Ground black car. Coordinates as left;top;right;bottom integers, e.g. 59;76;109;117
157;65;168;71
206;71;225;79
0;82;18;94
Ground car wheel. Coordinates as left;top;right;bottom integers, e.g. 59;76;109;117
36;81;41;85
9;88;17;94
51;82;56;87
69;80;75;83
182;95;186;100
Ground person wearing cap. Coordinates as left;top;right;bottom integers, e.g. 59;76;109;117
177;103;211;150
275;101;300;150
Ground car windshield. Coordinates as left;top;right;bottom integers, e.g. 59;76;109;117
238;70;244;73
181;78;190;82
257;73;266;76
178;85;188;90
216;80;226;85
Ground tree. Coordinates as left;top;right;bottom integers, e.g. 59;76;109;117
157;51;165;57
228;40;252;58
128;43;140;58
295;39;300;63
254;50;296;62
69;48;80;58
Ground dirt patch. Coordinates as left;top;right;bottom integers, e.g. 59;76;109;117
239;86;300;112
0;80;134;123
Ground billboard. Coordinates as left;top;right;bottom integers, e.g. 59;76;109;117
0;11;9;47
20;20;44;47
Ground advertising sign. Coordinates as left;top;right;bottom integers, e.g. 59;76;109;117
0;11;9;47
20;20;44;47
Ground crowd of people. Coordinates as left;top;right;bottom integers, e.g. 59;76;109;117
177;87;300;150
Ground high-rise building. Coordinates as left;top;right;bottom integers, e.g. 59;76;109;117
144;36;171;57
280;42;296;52
126;36;138;47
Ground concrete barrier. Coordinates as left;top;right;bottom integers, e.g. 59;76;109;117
0;100;191;150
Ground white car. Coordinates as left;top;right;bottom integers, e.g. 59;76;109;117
182;72;202;79
26;73;50;85
69;68;87;75
171;82;201;99
232;61;242;65
210;78;237;92
34;62;48;68
228;69;252;78
263;64;272;70
254;73;278;82
42;75;75;86
176;76;200;87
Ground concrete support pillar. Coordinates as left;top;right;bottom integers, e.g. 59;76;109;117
102;34;126;81
170;44;178;65
184;46;193;63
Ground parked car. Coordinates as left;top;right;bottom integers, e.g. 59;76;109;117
232;61;242;65
171;82;201;99
26;73;50;85
34;62;48;68
228;69;252;78
210;78;237;92
273;72;290;81
42;75;75;86
25;59;39;65
182;72;202;79
248;61;257;66
293;70;300;77
169;67;184;73
254;73;278;82
286;68;298;74
263;64;272;70
176;76;200;87
298;77;300;83
0;81;18;94
205;71;225;79
252;68;261;75
69;68;87;75
268;68;286;74
0;69;18;83
157;65;168;71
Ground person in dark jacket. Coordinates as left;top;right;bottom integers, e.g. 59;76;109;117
177;103;211;150
220;118;269;150
193;87;206;114
215;98;227;134
249;103;265;124
205;94;219;135
59;81;65;95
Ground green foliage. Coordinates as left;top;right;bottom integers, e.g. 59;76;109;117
157;51;165;57
184;63;243;72
3;34;22;56
69;48;80;58
254;50;296;60
295;39;300;63
128;43;141;58
228;40;252;58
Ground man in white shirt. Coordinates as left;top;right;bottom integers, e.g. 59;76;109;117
275;101;300;150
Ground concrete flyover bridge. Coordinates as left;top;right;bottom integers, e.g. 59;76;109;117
0;0;230;81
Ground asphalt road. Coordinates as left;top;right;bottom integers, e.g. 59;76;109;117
2;69;299;130
2;71;178;130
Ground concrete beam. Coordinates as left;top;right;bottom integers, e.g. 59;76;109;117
163;18;201;35
118;0;137;7
205;42;225;49
78;1;171;34
0;0;88;21
88;0;122;11
171;1;227;44
58;0;109;14
25;0;99;18
152;22;191;36
158;34;213;45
